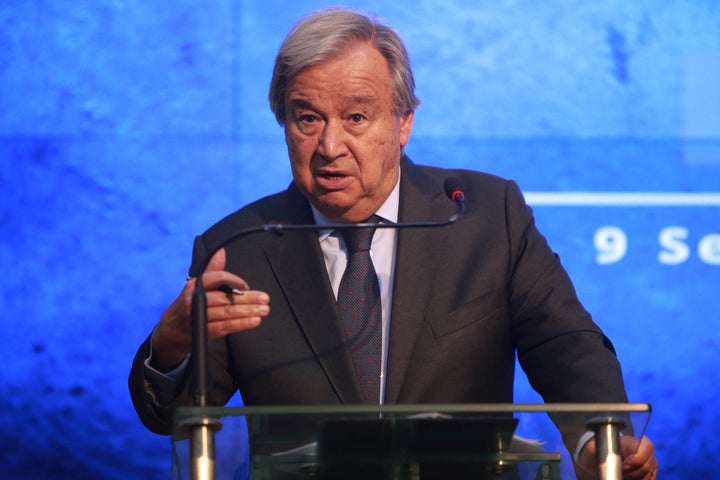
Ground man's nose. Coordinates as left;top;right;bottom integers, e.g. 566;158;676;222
317;119;349;158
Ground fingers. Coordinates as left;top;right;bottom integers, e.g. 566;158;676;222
172;252;270;341
205;248;227;273
152;262;269;371
199;269;251;294
622;436;658;479
183;254;250;299
579;435;657;480
205;289;270;338
193;248;250;291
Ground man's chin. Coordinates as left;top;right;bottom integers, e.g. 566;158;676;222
315;204;352;222
312;200;371;224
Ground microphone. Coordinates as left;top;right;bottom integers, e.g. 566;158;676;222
444;177;465;217
190;178;466;406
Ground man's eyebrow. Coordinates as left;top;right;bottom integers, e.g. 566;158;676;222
344;95;377;106
288;95;377;108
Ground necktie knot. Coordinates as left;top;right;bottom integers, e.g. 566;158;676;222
339;215;380;255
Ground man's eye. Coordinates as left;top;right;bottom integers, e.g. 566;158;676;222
300;114;318;123
349;113;365;123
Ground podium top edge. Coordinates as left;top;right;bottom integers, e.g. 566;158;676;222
175;402;651;416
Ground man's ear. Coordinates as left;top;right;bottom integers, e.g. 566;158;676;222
399;111;414;147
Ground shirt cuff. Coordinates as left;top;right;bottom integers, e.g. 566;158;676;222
574;430;596;463
144;327;190;405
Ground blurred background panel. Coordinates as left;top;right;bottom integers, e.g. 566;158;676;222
1;1;718;478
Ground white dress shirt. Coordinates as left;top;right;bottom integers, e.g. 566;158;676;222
311;177;400;404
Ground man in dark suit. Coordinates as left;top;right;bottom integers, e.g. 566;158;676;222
129;7;657;478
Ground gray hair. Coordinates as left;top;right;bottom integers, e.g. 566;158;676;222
269;8;420;125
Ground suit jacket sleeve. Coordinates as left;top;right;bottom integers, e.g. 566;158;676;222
501;179;627;403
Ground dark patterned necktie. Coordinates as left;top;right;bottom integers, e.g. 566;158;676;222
337;216;382;404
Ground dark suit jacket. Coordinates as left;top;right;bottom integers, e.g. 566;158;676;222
129;156;627;435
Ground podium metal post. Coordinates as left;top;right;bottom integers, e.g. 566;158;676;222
180;415;222;480
588;417;626;480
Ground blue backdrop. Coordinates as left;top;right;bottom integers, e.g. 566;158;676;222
1;1;718;478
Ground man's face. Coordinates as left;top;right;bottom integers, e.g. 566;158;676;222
283;41;414;222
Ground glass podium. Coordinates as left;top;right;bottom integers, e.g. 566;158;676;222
172;403;651;480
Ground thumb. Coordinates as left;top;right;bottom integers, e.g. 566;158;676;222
205;248;227;273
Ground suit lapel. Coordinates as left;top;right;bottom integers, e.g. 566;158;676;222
263;187;363;403
384;158;457;403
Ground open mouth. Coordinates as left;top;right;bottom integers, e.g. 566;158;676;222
321;172;347;180
316;171;353;190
